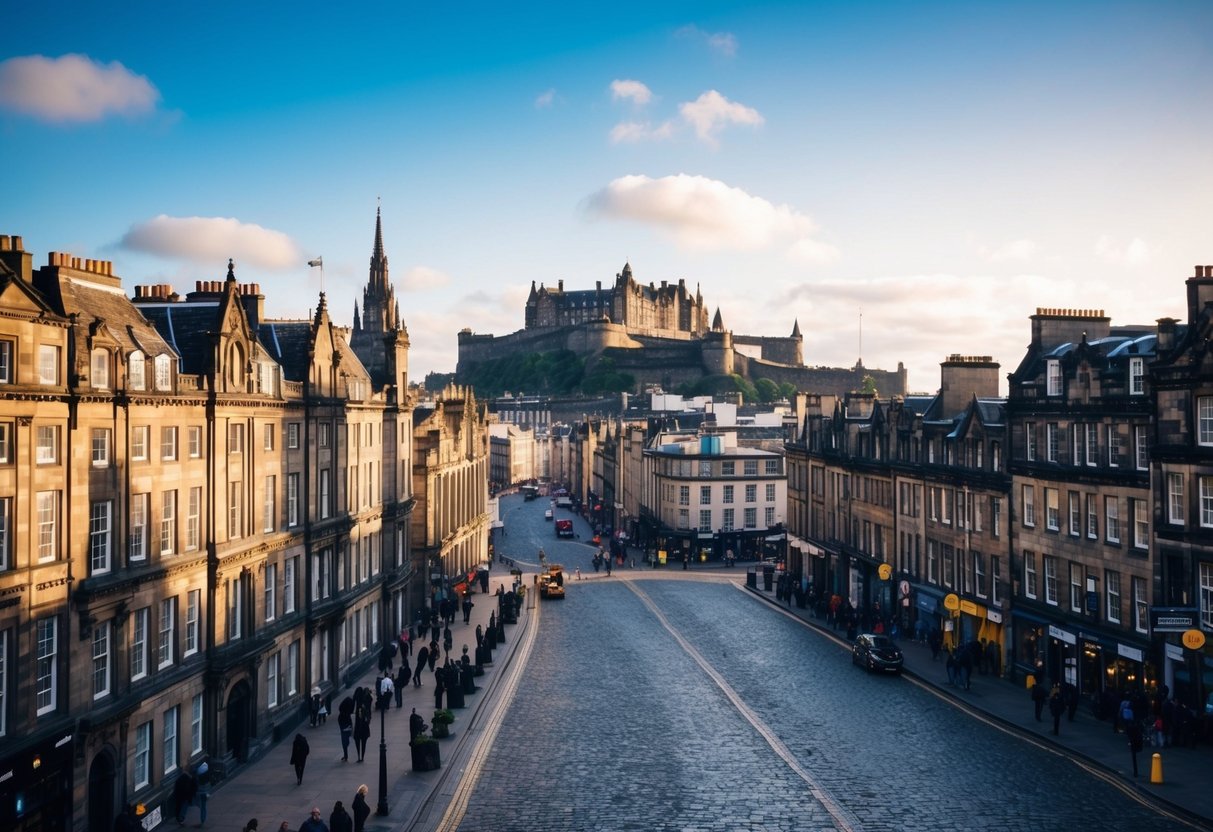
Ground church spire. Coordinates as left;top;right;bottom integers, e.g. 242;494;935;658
361;206;397;332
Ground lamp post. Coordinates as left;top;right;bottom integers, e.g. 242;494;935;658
376;689;389;816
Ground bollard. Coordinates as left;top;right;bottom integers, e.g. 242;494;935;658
1150;752;1163;784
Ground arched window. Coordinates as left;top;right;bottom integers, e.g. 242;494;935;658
228;344;244;388
128;351;145;391
154;355;171;391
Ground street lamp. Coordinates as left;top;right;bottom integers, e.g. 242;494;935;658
376;689;389;816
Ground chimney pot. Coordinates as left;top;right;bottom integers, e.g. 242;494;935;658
0;235;9;251
12;236;20;251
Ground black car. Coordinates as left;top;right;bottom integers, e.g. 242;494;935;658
852;633;903;674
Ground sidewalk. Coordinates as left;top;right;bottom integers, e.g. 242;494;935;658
746;581;1213;830
199;569;533;832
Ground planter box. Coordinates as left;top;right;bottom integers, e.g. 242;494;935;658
410;741;441;771
431;721;451;739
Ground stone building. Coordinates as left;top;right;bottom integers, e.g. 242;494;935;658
524;262;709;335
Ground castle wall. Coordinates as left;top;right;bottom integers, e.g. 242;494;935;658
734;334;802;366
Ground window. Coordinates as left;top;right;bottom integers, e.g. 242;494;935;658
1135;425;1148;471
974;552;987;598
1046;359;1061;396
1133;577;1148;633
288;474;300;526
158;597;176;669
36;491;57;561
1107;425;1122;467
128;351;145;390
91;348;110;389
744;460;758;476
1046;423;1059;462
744;507;757;528
698;509;712;533
264;423;275;451
1105;497;1121;543
1086;423;1098;466
698;461;712;478
723;485;734;504
764;506;775;526
187;487;201;551
160;426;177;461
191;694;204;754
228;481;242;539
699;485;711;505
185;590;200;656
992;497;1001;538
89;501;112;574
1045;488;1059;531
1022;485;1035;527
1129;357;1144;395
92;428;110;467
722;461;735;476
229;423;245;455
1086;494;1098;539
1025;422;1036;461
1069;562;1083;612
1043;556;1058;605
1133;500;1148;549
0;422;10;464
1168;473;1185;525
265;563;277;623
1024;552;1037;599
36;617;57;714
188;426;202;458
1201;477;1213;528
154;354;171;391
162;706;178;774
92;622;111;699
287;641;300;696
160;490;176;554
319;422;330;448
1106;570;1121;624
267;652;280;708
1072;424;1082;466
0;340;11;384
134;722;151;789
766;459;780;475
678;486;689;506
284;556;297;614
992;556;1002;606
320;469;331;520
1068;491;1081;537
927;540;939;584
132;425;148;460
1201;563;1213;629
287;422;300;449
38;344;59;385
0;498;8;570
722;508;734;531
745;484;757;503
36;425;57;464
765;483;776;502
264;475;276;532
0;630;6;736
131;608;148;680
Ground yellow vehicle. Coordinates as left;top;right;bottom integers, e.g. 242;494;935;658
539;564;565;599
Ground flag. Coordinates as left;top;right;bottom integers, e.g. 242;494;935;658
308;257;323;267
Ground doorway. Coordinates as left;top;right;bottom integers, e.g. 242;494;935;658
87;750;116;832
226;680;253;762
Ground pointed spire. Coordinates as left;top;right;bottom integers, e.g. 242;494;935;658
791;318;801;337
712;307;724;332
353;301;361;333
373;205;385;263
226;258;236;282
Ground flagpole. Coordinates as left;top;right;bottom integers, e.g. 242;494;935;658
308;256;324;293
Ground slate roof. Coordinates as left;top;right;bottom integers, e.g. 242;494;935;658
47;274;175;361
138;302;218;374
260;320;313;382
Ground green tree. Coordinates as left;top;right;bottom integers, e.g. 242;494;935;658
754;377;781;403
860;375;878;395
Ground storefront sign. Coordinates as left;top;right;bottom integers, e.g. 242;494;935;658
1182;629;1207;650
1117;643;1143;662
878;563;892;580
943;593;960;612
960;599;980;616
917;595;937;614
986;609;1003;624
1048;625;1076;645
1149;606;1199;633
141;805;162;830
1165;642;1185;662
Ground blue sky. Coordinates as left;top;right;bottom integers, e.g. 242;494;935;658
2;1;1211;391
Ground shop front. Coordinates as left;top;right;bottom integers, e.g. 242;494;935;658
0;730;73;832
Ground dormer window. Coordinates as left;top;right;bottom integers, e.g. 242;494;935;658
91;348;110;390
1046;359;1062;396
128;351;145;390
1129;357;1144;395
154;355;172;391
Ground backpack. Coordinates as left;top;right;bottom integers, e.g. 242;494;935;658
1121;706;1134;723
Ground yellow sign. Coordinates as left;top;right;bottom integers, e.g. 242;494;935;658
943;593;960;612
657;550;667;565
1182;629;1206;650
878;563;892;580
960;600;980;617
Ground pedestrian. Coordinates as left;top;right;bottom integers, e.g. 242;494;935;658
338;704;353;762
395;663;408;708
1031;678;1048;722
945;649;958;686
462;596;474;624
414;646;429;686
1127;719;1145;776
279;822;292;832
428;641;439;671
328;801;352;832
575;567;581;580
928;629;942;661
378;671;394;704
352;785;371;832
1062;681;1079;721
683;552;689;570
290;733;310;784
409;708;426;742
957;645;973;690
1152;715;1165;749
172;767;197;824
1049;684;1065;736
353;701;371;763
194;760;210;825
299;808;328;832
242;820;259;832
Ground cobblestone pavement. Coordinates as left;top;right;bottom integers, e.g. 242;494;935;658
455;578;1182;832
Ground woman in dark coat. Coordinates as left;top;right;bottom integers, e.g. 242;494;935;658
353;703;371;763
413;647;429;687
352;785;371;832
395;662;409;708
329;800;353;832
290;733;310;784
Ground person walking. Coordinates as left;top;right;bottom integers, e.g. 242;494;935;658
172;767;197;824
328;801;352;832
1048;684;1065;736
290;733;310;784
414;646;428;687
409;708;426;742
395;663;408;708
1032;678;1048;722
353;701;371;763
1062;681;1080;722
462;595;474;624
352;785;371;832
1127;718;1145;776
194;761;211;825
338;705;353;762
299;808;328;832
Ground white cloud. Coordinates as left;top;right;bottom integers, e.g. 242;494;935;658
609;120;675;144
119;215;303;270
678;90;763;146
610;79;652;106
980;239;1039;262
675;25;738;57
0;53;160;123
534;88;556;108
787;238;841;264
583;173;834;257
1094;234;1150;266
401;265;452;291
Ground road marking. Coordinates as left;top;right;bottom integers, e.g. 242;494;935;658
625;579;863;832
433;588;542;832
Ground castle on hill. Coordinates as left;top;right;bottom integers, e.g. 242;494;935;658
456;262;907;397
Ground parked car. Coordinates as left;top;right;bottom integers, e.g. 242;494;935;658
852;633;903;674
544;508;553;521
